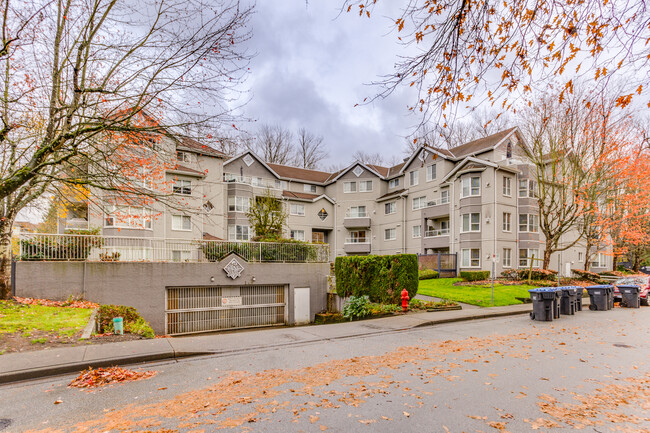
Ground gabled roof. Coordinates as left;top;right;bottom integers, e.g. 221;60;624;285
399;144;452;176
267;163;332;183
441;157;497;183
282;190;335;204
328;161;385;183
376;188;408;202
167;164;206;178
448;127;518;158
177;137;228;158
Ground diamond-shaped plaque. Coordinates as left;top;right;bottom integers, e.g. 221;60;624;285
352;166;364;177
223;258;244;279
243;154;254;166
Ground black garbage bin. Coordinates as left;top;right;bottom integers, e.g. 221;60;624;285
573;286;584;311
606;285;614;309
586;285;611;311
529;288;560;321
618;285;640;308
558;287;578;315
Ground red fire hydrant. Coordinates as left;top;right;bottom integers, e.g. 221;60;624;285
401;288;410;312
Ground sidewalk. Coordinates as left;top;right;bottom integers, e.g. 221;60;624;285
0;302;543;385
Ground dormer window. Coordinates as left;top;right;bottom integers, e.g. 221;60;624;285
177;151;192;163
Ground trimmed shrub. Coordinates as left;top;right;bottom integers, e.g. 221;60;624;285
571;269;601;282
418;269;439;280
500;268;558;281
97;304;154;338
201;237;321;262
460;270;490;282
335;254;418;304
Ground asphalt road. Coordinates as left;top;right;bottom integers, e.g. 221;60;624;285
1;307;649;432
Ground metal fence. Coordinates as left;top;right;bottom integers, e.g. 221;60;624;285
418;252;457;277
17;233;330;263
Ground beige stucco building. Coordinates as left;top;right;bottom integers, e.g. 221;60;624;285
58;127;611;275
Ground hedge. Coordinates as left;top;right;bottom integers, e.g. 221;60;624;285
418;269;439;280
460;270;490;281
335;254;418;304
501;268;558;281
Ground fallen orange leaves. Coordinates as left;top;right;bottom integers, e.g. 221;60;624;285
68;367;157;389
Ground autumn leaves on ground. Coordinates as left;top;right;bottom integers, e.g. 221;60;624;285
23;326;650;433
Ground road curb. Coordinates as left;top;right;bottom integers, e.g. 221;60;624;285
0;307;533;386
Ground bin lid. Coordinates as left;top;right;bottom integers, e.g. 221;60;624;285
585;285;613;289
528;287;560;293
616;284;640;289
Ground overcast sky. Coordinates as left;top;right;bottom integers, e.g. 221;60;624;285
238;1;421;168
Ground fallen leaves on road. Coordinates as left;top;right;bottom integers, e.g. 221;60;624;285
13;296;98;309
68;367;157;389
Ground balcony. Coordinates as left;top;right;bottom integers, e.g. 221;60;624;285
422;200;450;219
423;227;450;250
343;238;371;254
424;228;449;238
343;210;371;228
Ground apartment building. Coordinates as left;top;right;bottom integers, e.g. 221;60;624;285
56;126;611;274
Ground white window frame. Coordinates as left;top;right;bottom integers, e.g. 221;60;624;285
412;196;427;210
275;180;288;190
412;225;421;238
172;250;191;262
409;170;419;186
426;164;437;182
519;214;539;233
503;248;512;268
359;180;373;192
519;179;537;198
384;228;396;241
290;229;305;241
461;248;481;268
228;224;250;241
343;181;357;193
461;213;481;232
591;252;607;268
176;151;192;163
172;215;192;231
385;202;396;215
440;189;450;204
303;184;317;193
503;176;512;196
388;178;400;188
104;206;153;230
173;179;192;195
461;176;481;198
290;203;305;216
503;212;511;232
519;248;539;267
578;252;584;262
228;196;251;213
349;205;367;218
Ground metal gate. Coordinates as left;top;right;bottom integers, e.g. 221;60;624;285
165;285;286;335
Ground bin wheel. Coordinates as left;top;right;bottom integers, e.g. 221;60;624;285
529;312;535;320
589;304;596;311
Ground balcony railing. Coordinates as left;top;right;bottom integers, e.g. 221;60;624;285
223;173;283;190
424;228;450;238
344;237;370;244
17;233;329;263
344;210;368;218
426;197;450;207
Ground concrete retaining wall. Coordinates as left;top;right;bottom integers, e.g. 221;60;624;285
15;259;329;334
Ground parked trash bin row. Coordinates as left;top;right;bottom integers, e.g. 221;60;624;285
529;284;642;322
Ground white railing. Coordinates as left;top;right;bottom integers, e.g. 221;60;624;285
17;233;329;263
223;173;283;190
344;210;368;218
344;238;371;244
426;197;450;207
424;228;450;237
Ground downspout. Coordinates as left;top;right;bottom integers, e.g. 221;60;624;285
402;194;406;253
515;171;520;267
493;168;498;274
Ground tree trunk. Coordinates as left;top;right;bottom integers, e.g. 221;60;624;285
542;247;552;270
0;221;14;299
583;242;592;271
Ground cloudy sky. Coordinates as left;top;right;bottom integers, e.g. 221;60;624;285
238;1;421;168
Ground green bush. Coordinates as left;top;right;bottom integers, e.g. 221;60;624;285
500;268;558;281
418;269;439;280
97;304;154;338
460;270;490;281
335;254;418;304
368;303;401;315
201;237;321;263
342;295;371;321
571;269;601;282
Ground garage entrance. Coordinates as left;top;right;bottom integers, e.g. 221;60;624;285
165;285;287;335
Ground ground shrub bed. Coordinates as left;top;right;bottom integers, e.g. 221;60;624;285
408;298;458;310
97;304;154;339
418;269;439;280
335;254;418;304
571;269;602;282
202;236;321;262
460;270;490;281
501;268;558;281
418;278;539;307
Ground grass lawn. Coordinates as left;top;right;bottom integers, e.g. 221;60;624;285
418;278;539;307
0;300;92;337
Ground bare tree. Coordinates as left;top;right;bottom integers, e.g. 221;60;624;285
351;150;386;166
0;0;252;297
250;124;295;165
295;128;328;169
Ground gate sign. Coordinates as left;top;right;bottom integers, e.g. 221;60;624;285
222;296;243;306
223;258;244;279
